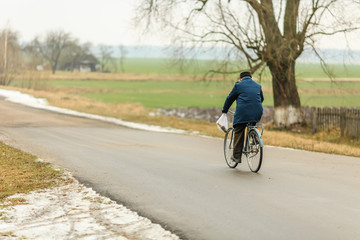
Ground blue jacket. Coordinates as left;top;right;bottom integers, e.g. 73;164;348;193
222;76;264;126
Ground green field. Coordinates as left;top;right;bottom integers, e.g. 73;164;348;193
263;93;360;108
294;63;360;79
49;79;360;108
113;58;241;75
259;80;360;90
114;58;360;79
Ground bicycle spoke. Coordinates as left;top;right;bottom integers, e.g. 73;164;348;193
246;130;263;173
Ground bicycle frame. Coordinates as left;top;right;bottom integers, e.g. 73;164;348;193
227;110;263;154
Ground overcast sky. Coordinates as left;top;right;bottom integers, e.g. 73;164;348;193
0;0;159;46
1;0;359;50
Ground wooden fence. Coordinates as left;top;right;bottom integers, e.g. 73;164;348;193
310;107;360;138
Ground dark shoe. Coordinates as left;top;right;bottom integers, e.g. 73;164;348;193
231;156;241;163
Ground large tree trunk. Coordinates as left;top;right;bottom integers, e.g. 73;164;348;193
268;59;303;127
51;54;60;75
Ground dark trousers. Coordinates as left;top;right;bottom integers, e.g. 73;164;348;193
233;122;256;159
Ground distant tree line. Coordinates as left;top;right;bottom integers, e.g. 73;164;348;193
0;28;121;86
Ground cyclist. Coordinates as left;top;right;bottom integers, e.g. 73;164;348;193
222;71;264;163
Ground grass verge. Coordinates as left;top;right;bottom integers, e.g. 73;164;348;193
0;141;63;201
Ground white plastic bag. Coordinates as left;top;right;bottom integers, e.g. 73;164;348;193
216;113;228;133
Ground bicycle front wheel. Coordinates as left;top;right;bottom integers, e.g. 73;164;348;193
224;128;238;168
246;130;263;172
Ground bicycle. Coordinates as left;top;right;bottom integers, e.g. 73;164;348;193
223;112;264;172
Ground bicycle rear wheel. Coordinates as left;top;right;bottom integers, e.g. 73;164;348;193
246;130;263;172
224;128;238;168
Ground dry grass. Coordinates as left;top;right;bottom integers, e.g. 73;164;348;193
14;71;52;90
0;141;63;201
262;130;360;157
5;87;147;119
15;70;209;82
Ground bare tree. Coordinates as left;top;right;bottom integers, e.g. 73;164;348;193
23;43;44;71
137;0;360;127
30;30;73;74
98;45;114;72
60;41;93;71
118;44;128;72
0;28;21;85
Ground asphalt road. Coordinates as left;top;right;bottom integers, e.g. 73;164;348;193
1;98;360;240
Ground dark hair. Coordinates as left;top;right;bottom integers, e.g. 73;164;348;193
240;71;251;79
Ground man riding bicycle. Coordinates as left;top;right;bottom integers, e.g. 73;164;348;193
222;71;264;163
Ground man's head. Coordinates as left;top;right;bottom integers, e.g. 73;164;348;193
240;71;251;79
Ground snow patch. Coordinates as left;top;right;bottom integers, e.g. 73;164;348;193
0;174;180;240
